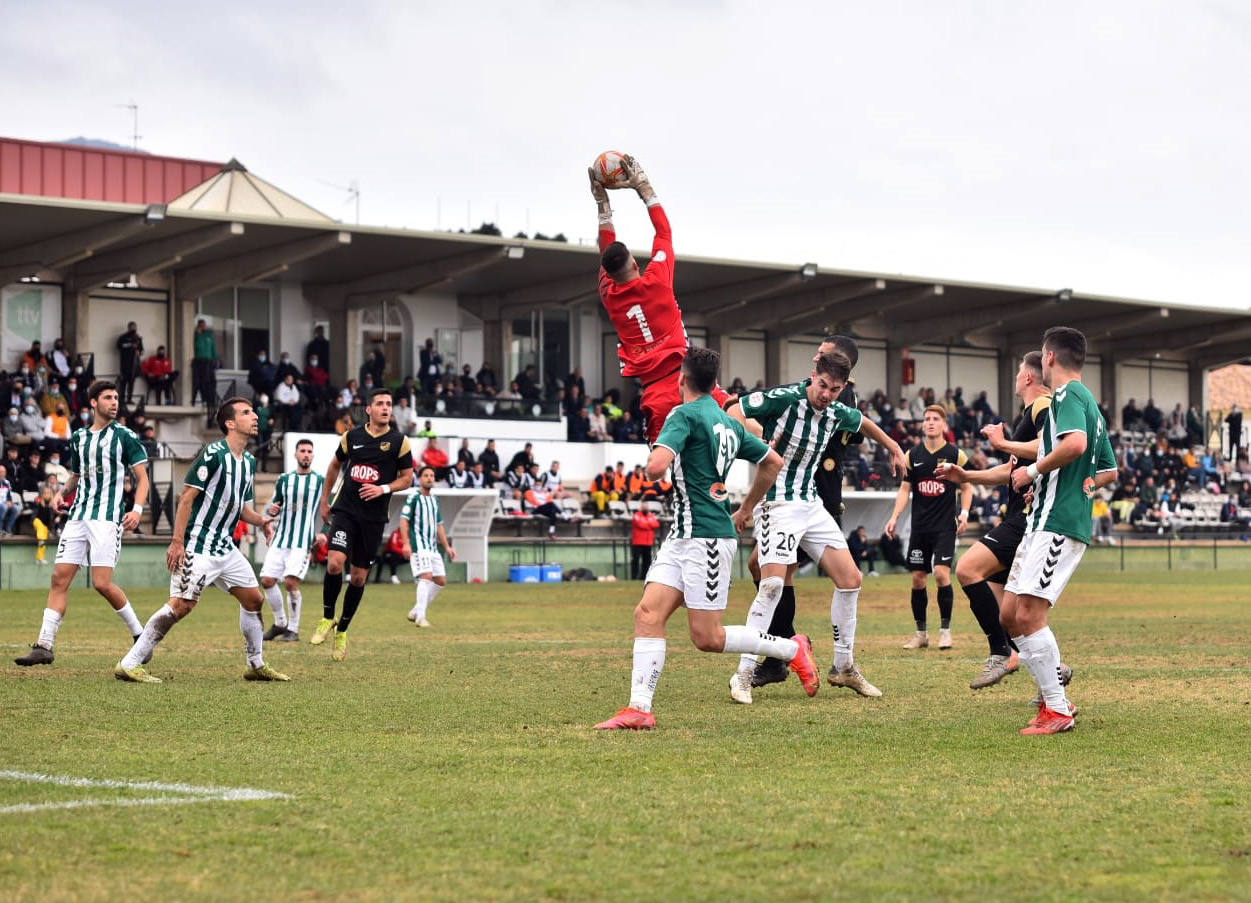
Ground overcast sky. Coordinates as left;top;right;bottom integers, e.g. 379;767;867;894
3;1;1248;310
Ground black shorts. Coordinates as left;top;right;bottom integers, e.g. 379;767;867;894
907;528;956;573
327;510;385;571
980;514;1027;579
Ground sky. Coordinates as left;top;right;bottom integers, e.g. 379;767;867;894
3;0;1249;311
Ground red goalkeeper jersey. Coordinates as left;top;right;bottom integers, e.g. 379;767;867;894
598;204;689;383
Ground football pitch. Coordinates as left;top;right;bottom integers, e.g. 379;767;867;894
2;570;1249;902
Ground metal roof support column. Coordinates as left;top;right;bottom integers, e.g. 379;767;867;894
1101;358;1118;427
886;335;904;415
1188;361;1206;417
995;340;1016;422
764;332;785;387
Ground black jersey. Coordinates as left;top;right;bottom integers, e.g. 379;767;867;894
332;425;414;522
1003;395;1052;519
816;381;862;514
906;441;967;533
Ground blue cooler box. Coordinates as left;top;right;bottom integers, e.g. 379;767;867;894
541;564;563;583
509;565;541;583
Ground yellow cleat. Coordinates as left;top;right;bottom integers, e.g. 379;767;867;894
244;663;291;682
114;663;162;683
310;618;336;645
331;631;348;662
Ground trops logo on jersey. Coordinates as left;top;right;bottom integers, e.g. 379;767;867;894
709;481;728;502
349;463;381;483
917;479;946;497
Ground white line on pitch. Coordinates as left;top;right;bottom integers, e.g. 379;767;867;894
0;770;289;814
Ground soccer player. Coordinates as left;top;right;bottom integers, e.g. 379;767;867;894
590;154;727;443
885;405;974;650
15;380;151;667
114;397;286;683
314;387;414;661
593;347;819;730
401;465;456;628
727;351;907;703
259;437;325;643
935;351;1050;689
1003;327;1116;734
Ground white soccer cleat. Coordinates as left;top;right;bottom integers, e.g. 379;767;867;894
902;631;929;649
729;671;754;705
939;628;953;650
390;575;400;585
416;618;432;628
406;609;418;622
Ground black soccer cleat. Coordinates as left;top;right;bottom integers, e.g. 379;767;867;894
262;623;286;642
15;644;54;667
751;657;790;688
277;630;300;643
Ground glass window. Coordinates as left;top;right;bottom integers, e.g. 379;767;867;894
197;286;270;370
237;287;271;367
199;288;237;371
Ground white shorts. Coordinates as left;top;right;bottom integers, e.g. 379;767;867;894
410;549;445;579
646;537;735;611
170;546;259;602
260;544;311;581
55;520;122;569
753;499;847;568
1004;530;1087;605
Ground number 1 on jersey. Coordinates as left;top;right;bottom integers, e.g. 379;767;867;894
626;304;654;343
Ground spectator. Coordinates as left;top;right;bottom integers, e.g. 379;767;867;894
338;379;358;409
1227;404;1244;463
141;346;178;404
1187;405;1205;446
475;361;497;394
44;449;70;486
32;483;61;562
627;464;646;498
878;531;907;568
140;425;160;460
1122;398;1142;431
459;364;476;394
360;344;386;387
419;339;442;394
192;318;217;408
568;407;590;442
613;410;641;443
468;461;487;488
247;349;276;398
374;527;407;584
504;461;530;500
393;396;418;436
591;466;619;512
507;442;535;474
539;460;567;499
301;354;329;409
122;472;136;514
334;404;355;435
115;323;143;404
1092;495;1113;544
496;381;520;401
48;338;72;380
1143;398;1163;433
0;465;19;534
19;402;46;449
418;419;437;438
44;404;70;456
516;365;540;400
630;507;659;579
18;449;44;493
456;438;475;467
273;374;302;431
847;525;878;576
479;440;501;484
523;482;561;537
21;340;43;373
39;380;67;417
446;459;471;488
422;438;449;476
588;405;610;441
306;324;330;372
254;394;273;471
275;351;301;387
63;375;85;413
1220;495;1248;529
566;367;586;399
971;390;995;420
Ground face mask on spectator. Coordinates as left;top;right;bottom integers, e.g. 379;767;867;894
310;357;319;367
259;394;269;406
7;412;16;422
258;353;267;362
24;405;36;415
280;354;289;363
68;382;76;392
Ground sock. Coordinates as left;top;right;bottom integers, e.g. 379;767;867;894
120;604;179;668
766;585;797;638
963;580;1011;657
722;625;799;661
830;587;859;671
114;602;143;637
323;570;344;620
628;637;666;713
415;579;435;621
427;582;443;614
937;584;954;629
1015;627;1070;714
37;608;63;650
287;588;302;634
411;581;425;617
264;583;288;628
910;587;928;631
337;582;366;633
738;576;784;673
240;608;265;669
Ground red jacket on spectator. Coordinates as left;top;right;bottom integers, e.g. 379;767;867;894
422;445;449;470
141;354;173;379
385;527;405;556
304;364;329;388
631;510;659;546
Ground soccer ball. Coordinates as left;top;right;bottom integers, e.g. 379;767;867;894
591;150;630;187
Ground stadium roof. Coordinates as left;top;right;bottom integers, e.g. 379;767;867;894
2;191;1248;367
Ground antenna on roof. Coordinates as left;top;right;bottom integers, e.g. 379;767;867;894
317;178;360;224
115;100;141;150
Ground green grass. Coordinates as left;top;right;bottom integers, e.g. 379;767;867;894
2;571;1250;902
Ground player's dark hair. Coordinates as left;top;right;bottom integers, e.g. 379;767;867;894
601;241;631;278
1042;326;1086;370
368;387;393;403
822;335;859;369
418;464;436;478
87;380;116;403
1022;350;1044;381
813;350;851;384
682;346;720;394
216;396;251;434
296;438;314;450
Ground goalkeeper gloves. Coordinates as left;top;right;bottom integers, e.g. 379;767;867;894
588;168;613;225
621;154;659;207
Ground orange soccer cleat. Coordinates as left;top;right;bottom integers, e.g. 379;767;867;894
1021;704;1076;735
788;634;821;697
593;707;656;731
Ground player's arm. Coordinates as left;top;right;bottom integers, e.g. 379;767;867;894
644;445;673;481
122;461;150;532
735;449;783;530
856;416;907;478
590;169;615;250
937;460;1013;486
957;481;974;535
53;473;78;513
167;485;200;571
726;402;764;439
436;522;456;560
982;422;1040;462
1012;430;1088;491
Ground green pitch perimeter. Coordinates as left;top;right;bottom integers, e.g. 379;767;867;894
2;572;1249;902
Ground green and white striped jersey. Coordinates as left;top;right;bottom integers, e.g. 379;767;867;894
270;469;325;550
740;381;863;502
183;440;256;556
655;394;771;539
401;490;443;552
1028;379;1117;544
66;422;148;522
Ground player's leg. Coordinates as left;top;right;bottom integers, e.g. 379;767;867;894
88;566;145;640
957;540;1020;689
904;534;932;648
640;372;682;446
281;576;303;640
315;518;352;644
14;561;79;665
817;539;882;698
412;552;445;628
729;560;787;703
116;593;199;682
332;519;380;660
593;581;684;729
730;503;798;702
